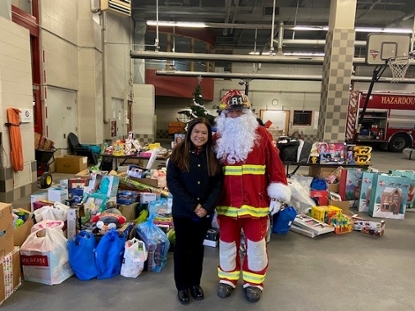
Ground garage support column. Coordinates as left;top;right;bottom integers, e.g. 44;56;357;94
133;20;146;84
317;0;357;141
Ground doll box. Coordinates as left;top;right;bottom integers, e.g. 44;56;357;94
357;171;377;212
318;142;346;164
339;168;363;201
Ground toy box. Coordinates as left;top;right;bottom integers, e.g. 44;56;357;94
357;171;377;212
367;174;411;220
318;142;345;164
345;144;356;164
310;205;342;223
328;214;353;234
310;190;329;206
352;215;385;237
339;168;363;201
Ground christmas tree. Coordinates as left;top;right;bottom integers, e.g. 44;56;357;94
181;81;215;124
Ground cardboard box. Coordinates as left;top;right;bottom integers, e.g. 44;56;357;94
13;208;34;246
309;166;338;178
0;203;14;258
56;155;88;174
0;247;21;306
47;187;69;203
329;200;350;214
328;183;339;193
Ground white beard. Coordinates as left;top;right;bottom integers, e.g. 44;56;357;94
215;109;259;164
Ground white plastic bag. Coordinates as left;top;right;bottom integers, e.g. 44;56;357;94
33;202;69;223
120;238;148;278
20;227;73;285
31;220;65;234
288;179;317;214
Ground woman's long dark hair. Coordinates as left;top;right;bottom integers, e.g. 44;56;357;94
169;118;222;176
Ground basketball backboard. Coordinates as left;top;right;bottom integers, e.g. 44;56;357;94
365;33;411;65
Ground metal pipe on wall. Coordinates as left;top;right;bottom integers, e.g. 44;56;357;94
131;50;366;64
155;69;415;83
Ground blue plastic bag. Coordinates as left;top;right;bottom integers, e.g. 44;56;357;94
95;229;126;279
68;231;98;280
272;206;297;235
136;214;170;272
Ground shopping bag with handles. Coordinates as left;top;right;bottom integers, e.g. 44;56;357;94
272;206;297;235
68;231;98;280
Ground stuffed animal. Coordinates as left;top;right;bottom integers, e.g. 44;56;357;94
91;212;126;231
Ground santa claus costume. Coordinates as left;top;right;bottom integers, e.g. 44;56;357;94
214;90;291;302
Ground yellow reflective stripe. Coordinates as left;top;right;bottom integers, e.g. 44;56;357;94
223;164;266;176
243;271;266;285
218;268;240;280
216;205;269;218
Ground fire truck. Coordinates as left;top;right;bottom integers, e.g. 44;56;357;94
346;91;415;152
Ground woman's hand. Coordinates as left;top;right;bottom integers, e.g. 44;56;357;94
194;204;207;218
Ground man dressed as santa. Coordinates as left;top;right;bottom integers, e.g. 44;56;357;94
214;89;291;302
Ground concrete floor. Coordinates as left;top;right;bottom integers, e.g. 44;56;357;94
2;150;415;311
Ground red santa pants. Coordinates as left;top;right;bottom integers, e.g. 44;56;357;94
217;215;268;289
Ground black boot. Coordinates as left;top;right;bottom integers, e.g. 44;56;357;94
178;289;190;304
244;286;262;302
190;285;204;300
217;283;233;298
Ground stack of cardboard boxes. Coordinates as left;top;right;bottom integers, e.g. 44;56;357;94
0;203;22;306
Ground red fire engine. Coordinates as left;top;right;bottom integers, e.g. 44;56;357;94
346;91;415;152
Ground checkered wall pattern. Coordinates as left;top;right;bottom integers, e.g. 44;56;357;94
135;133;155;144
318;29;355;142
0;161;38;203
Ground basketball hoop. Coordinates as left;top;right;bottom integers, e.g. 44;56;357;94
387;56;410;83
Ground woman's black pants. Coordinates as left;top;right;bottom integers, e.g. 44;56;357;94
173;216;210;291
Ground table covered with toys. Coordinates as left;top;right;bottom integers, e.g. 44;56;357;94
100;132;170;171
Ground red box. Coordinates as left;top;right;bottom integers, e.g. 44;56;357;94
310;190;329;206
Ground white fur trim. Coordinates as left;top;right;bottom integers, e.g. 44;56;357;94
267;182;291;202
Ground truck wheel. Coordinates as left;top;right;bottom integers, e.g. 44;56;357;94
388;134;410;152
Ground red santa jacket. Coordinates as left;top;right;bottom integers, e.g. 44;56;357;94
215;126;290;218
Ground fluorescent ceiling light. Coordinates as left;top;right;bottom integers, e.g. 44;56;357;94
284;52;325;57
292;26;329;31
249;51;325;57
292;25;412;34
249;51;275;55
146;20;206;28
355;27;412;34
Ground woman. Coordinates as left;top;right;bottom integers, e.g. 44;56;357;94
167;118;223;305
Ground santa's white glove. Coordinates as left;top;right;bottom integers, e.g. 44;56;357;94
269;199;282;216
